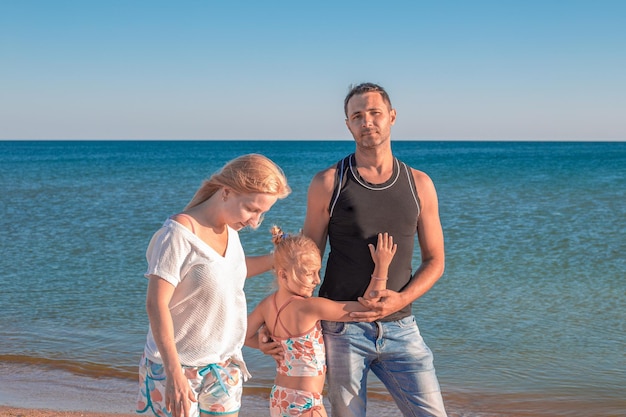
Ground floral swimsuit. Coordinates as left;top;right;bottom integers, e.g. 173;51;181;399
269;295;326;416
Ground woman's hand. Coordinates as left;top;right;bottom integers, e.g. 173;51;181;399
165;368;197;417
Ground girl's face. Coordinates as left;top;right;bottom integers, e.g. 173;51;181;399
223;191;278;231
283;253;321;298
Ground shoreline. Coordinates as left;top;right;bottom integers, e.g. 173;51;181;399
0;363;401;416
1;362;625;417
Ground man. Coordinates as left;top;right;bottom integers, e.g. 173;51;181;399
302;82;448;417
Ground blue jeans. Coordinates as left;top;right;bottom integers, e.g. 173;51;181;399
321;316;447;417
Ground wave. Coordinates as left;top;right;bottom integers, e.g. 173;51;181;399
0;354;136;380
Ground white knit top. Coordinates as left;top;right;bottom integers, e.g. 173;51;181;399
142;218;249;378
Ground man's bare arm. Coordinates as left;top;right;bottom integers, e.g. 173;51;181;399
302;167;335;253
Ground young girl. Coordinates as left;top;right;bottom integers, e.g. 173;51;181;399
245;227;397;417
137;154;290;417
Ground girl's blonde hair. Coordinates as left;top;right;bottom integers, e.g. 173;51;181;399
271;226;320;287
185;154;291;210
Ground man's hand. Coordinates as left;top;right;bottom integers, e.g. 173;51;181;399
351;289;406;322
257;325;283;362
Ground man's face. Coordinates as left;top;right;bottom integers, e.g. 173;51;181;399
345;91;396;149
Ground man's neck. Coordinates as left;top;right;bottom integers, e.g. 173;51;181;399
353;146;394;183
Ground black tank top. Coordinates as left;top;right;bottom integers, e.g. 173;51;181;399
320;154;420;321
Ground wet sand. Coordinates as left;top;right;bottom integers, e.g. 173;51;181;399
0;406;136;416
0;394;398;417
0;392;406;417
0;362;403;417
2;392;625;417
1;362;624;417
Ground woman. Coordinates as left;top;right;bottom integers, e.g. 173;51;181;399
137;154;290;417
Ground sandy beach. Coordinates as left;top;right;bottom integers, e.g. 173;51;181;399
0;395;402;417
0;363;404;417
2;362;625;417
3;390;626;417
0;406;137;417
0;402;279;417
0;394;272;417
0;394;397;417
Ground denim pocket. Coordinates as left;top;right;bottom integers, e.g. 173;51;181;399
321;320;346;335
396;314;417;328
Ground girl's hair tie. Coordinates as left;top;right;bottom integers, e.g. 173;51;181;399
270;225;289;245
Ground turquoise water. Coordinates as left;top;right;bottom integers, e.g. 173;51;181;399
0;140;624;416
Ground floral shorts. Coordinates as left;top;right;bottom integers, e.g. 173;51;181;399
137;354;243;416
269;385;324;417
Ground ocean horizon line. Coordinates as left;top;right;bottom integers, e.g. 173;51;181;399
1;138;624;142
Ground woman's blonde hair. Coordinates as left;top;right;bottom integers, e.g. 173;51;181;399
185;154;291;210
271;226;320;287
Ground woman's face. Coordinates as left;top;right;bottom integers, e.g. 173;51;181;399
224;191;278;231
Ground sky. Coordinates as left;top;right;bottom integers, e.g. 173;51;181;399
1;0;625;141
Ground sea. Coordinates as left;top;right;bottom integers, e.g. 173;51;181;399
0;140;624;417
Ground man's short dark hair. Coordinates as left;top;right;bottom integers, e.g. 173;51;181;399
344;83;393;117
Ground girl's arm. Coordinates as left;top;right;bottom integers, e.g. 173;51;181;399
247;297;284;361
245;301;267;349
363;232;397;300
300;297;370;322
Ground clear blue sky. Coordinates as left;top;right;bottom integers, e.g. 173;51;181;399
1;0;625;140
